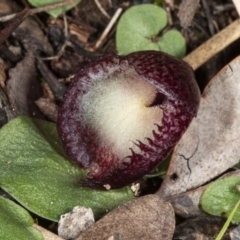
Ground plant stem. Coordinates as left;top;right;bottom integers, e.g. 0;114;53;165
215;199;240;240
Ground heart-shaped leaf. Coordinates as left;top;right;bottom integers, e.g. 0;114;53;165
0;116;133;221
116;4;186;58
0;196;42;240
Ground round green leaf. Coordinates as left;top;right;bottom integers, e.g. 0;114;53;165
116;4;167;55
0;196;43;240
27;0;81;18
0;117;133;221
157;29;186;58
201;176;240;223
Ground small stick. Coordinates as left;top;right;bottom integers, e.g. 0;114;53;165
201;0;215;35
94;8;123;50
94;0;111;19
183;19;240;71
37;58;67;100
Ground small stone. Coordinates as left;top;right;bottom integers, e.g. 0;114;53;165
58;206;95;239
130;183;140;196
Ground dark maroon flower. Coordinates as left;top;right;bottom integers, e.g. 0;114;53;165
57;51;200;189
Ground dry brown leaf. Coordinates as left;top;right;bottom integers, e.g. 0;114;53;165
0;0;53;55
76;195;175;240
0;0;19;15
13;17;53;55
7;52;44;118
158;55;240;198
177;0;199;28
41;82;55;101
35;98;58;122
51;51;84;78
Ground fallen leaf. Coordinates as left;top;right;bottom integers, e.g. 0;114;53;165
0;0;53;55
35;97;58;122
177;0;199;28
158;55;240;197
13;17;53;55
7;52;44;118
76;195;175;240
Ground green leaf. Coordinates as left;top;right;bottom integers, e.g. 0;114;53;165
0;116;133;221
201;176;240;223
0;196;43;240
116;4;186;58
116;4;167;55
157;30;186;58
27;0;81;18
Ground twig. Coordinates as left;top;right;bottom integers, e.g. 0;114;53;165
201;0;215;35
94;0;111;19
40;12;72;62
37;58;67;100
0;0;79;22
183;19;240;71
108;0;113;8
165;6;173;26
213;4;234;15
94;8;123;50
33;224;64;240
